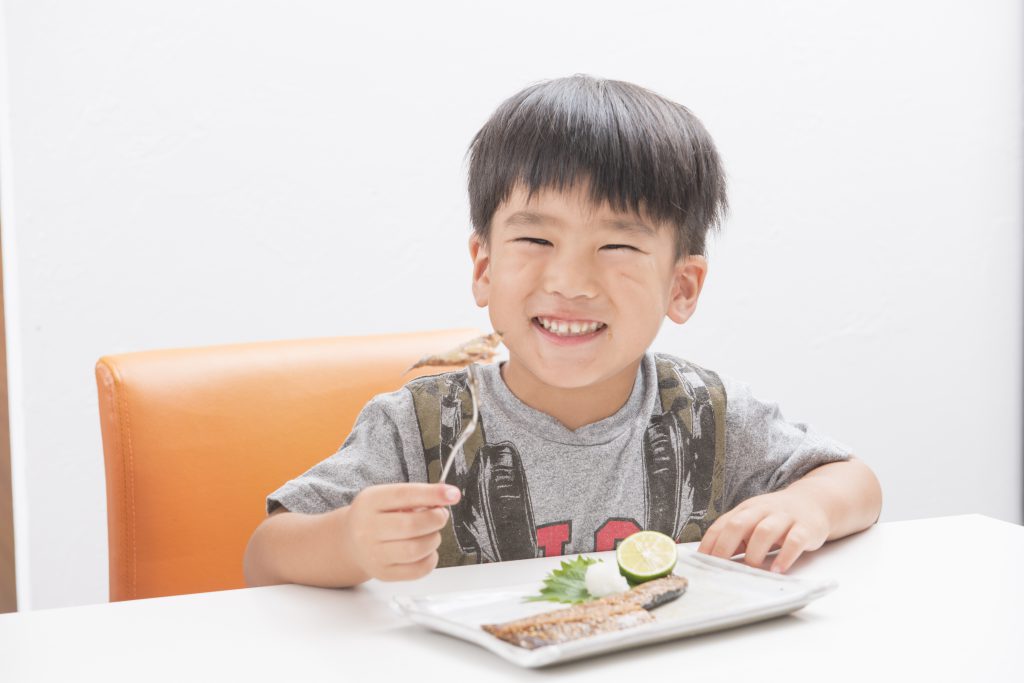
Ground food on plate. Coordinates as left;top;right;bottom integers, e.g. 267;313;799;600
616;530;678;583
619;573;687;610
524;532;680;607
584;560;630;598
523;556;598;605
495;532;685;649
481;574;688;650
405;331;504;372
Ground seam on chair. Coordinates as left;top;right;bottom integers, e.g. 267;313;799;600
97;361;133;601
114;369;138;600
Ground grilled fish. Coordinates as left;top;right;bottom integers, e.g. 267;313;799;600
481;574;688;650
405;332;503;373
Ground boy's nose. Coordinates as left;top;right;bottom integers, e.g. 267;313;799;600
542;250;599;300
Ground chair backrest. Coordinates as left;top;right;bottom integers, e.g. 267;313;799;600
95;328;482;601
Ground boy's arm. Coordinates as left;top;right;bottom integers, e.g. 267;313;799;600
244;483;461;588
697;456;882;573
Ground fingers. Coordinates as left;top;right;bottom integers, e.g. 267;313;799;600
770;525;817;573
696;528;716;555
345;483;457;582
360;483;460;512
699;508;768;560
377;531;443;566
742;515;793;569
378;551;440;582
700;516;822;574
697;491;831;574
374;531;442;582
375;506;449;541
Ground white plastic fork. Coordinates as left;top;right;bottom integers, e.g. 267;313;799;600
438;363;480;484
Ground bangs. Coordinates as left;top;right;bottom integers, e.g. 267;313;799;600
467;75;727;257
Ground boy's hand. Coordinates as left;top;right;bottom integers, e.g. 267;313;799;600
341;483;461;582
697;488;829;574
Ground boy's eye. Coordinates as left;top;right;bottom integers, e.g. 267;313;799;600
517;238;552;246
602;244;639;252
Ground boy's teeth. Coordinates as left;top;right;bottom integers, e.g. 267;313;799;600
535;317;605;337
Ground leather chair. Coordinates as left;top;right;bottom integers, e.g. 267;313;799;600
95;328;483;601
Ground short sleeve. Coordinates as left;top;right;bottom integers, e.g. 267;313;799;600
720;375;854;512
266;388;421;515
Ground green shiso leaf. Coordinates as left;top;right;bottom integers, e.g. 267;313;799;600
523;556;598;604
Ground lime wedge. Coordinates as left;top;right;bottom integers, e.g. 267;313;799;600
616;530;678;583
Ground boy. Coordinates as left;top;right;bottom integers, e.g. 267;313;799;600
244;75;882;588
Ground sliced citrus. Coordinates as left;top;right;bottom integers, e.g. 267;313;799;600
616;530;678;583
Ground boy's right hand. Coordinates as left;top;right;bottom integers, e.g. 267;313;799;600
341;483;461;582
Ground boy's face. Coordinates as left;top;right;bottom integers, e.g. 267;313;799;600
469;181;707;390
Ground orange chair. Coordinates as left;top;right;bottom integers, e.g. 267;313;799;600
95;328;482;602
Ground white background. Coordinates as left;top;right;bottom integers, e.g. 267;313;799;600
1;0;1020;610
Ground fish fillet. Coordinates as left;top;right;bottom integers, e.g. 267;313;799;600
405;332;503;372
482;574;688;649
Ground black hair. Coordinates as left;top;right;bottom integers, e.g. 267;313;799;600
466;74;727;259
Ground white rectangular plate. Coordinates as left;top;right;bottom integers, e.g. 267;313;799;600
393;548;837;668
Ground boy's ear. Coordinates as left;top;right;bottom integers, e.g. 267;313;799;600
666;255;708;324
469;233;491;308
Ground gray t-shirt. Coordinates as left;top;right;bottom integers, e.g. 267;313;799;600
267;351;851;558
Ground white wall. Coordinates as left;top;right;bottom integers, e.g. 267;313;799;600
1;0;1020;610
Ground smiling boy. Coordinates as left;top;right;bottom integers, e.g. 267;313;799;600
244;75;882;588
473;181;705;432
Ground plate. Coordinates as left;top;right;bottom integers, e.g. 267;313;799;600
392;548;837;668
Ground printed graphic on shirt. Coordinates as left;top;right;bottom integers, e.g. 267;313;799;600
437;372;478;556
461;441;537;562
407;369;486;566
536;521;572;557
594;518;643;552
408;357;726;567
643;361;722;541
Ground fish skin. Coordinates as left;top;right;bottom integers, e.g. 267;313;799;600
481;574;688;650
620;573;688;610
405;332;504;373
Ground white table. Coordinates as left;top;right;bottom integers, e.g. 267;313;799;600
1;515;1020;682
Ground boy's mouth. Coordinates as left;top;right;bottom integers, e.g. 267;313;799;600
531;316;608;338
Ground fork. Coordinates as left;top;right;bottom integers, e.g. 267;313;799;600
438;363;480;484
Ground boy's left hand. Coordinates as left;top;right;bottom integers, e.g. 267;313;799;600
697;488;830;574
